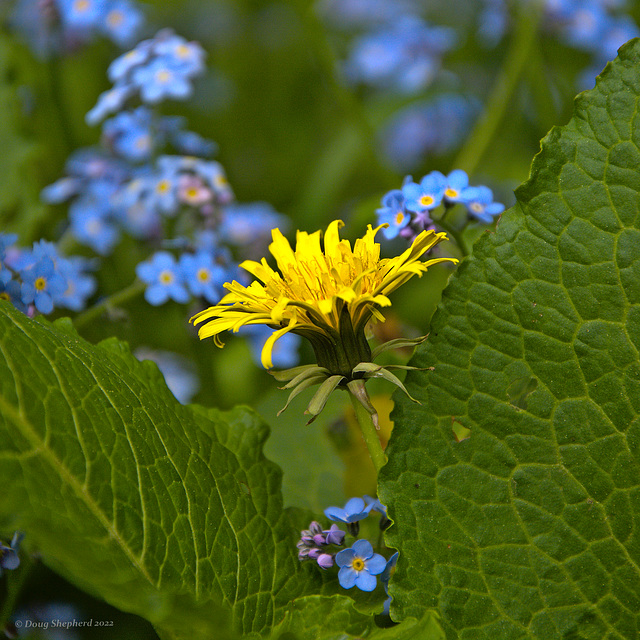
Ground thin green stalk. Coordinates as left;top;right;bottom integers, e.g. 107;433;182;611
524;40;561;133
348;380;387;474
454;1;544;175
432;203;468;256
74;279;145;330
437;215;467;257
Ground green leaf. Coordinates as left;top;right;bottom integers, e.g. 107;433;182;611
272;594;380;639
370;610;446;640
272;596;445;640
380;40;640;638
0;303;373;639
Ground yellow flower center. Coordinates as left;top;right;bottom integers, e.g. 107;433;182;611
470;202;483;213
176;44;190;58
160;270;174;285
155;69;172;84
35;277;47;291
197;268;210;283
74;0;90;12
156;180;171;194
419;195;434;207
395;211;404;225
135;135;151;150
107;10;124;26
351;558;365;572
445;188;458;198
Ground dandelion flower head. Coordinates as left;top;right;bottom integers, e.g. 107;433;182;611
191;220;455;371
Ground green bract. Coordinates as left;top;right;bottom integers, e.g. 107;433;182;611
381;39;640;638
271;334;430;425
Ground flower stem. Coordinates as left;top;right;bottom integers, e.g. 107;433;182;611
453;1;544;176
348;380;387;474
436;208;468;257
73;279;145;330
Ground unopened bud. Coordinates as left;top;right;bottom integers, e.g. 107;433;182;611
317;553;334;569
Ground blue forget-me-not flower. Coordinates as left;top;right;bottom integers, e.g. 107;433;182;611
375;189;410;240
0;532;23;577
463;185;505;223
136;251;190;305
335;539;387;592
325;497;374;524
402;171;447;213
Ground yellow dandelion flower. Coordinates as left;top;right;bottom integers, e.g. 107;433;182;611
191;220;457;373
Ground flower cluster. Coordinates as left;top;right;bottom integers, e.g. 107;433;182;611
0;236;96;315
87;29;206;124
478;0;640;88
40;30;290;325
41;30;220;260
297;497;396;604
319;1;455;96
318;2;475;170
9;0;145;57
0;532;23;577
297;521;346;568
342;14;456;94
376;169;505;242
548;0;640;87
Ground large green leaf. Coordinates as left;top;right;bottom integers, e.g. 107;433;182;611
380;40;640;638
0;304;278;637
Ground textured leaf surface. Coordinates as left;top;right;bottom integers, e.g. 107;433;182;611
273;596;445;640
0;303;392;639
380;40;640;638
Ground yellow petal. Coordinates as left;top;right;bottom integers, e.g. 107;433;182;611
323;219;345;260
261;323;297;369
269;227;296;271
240;257;278;284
